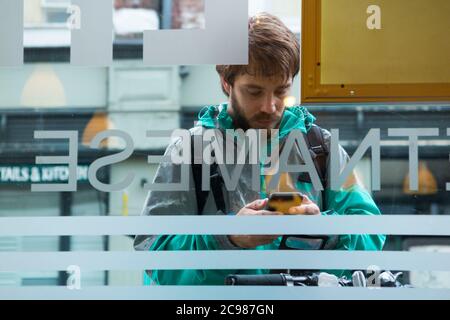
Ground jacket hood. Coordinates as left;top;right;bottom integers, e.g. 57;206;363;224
197;103;316;138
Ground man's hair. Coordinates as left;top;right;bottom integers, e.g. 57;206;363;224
216;13;300;97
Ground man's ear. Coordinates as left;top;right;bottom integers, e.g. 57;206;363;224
220;77;231;96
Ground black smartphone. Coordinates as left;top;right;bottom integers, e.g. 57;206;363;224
265;192;304;214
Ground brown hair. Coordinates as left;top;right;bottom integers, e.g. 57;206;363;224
216;13;300;96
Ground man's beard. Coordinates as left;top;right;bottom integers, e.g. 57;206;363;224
230;93;282;131
230;93;252;131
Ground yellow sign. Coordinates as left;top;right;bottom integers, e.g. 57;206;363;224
321;0;450;84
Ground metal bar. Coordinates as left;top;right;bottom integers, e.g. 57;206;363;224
1;215;450;236
0;286;449;300
1;251;449;272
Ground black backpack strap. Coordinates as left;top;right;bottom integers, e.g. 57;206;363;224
295;124;329;212
303;124;328;188
210;166;227;214
191;134;226;215
191;134;208;214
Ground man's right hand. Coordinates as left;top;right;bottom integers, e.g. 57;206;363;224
228;198;282;249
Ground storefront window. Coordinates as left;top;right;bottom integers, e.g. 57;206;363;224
1;0;450;299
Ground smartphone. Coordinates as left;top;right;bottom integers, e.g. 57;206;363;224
265;192;304;214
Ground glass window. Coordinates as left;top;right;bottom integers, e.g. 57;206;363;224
2;0;450;295
23;0;210;46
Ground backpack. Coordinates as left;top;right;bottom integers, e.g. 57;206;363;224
190;124;329;215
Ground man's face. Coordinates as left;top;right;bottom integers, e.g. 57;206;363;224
225;74;292;130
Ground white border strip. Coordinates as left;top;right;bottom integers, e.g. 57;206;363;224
1;251;449;271
1;215;450;236
0;287;449;300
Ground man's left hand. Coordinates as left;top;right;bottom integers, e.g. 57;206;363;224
287;195;321;215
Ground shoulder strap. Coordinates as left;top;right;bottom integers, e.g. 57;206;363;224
191;134;208;214
303;124;329;188
191;134;226;215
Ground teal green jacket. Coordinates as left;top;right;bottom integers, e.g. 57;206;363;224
134;104;386;285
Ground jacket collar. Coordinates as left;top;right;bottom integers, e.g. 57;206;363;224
197;103;316;138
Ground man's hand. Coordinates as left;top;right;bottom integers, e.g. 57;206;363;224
228;198;282;249
287;194;321;215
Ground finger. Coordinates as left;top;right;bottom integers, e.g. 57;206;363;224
302;204;321;215
245;198;268;210
239;208;271;216
258;210;283;216
288;204;320;215
301;194;312;204
287;205;306;215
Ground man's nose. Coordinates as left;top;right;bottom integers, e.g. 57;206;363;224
260;94;277;114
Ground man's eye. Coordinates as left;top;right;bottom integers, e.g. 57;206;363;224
276;90;289;97
248;90;262;96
